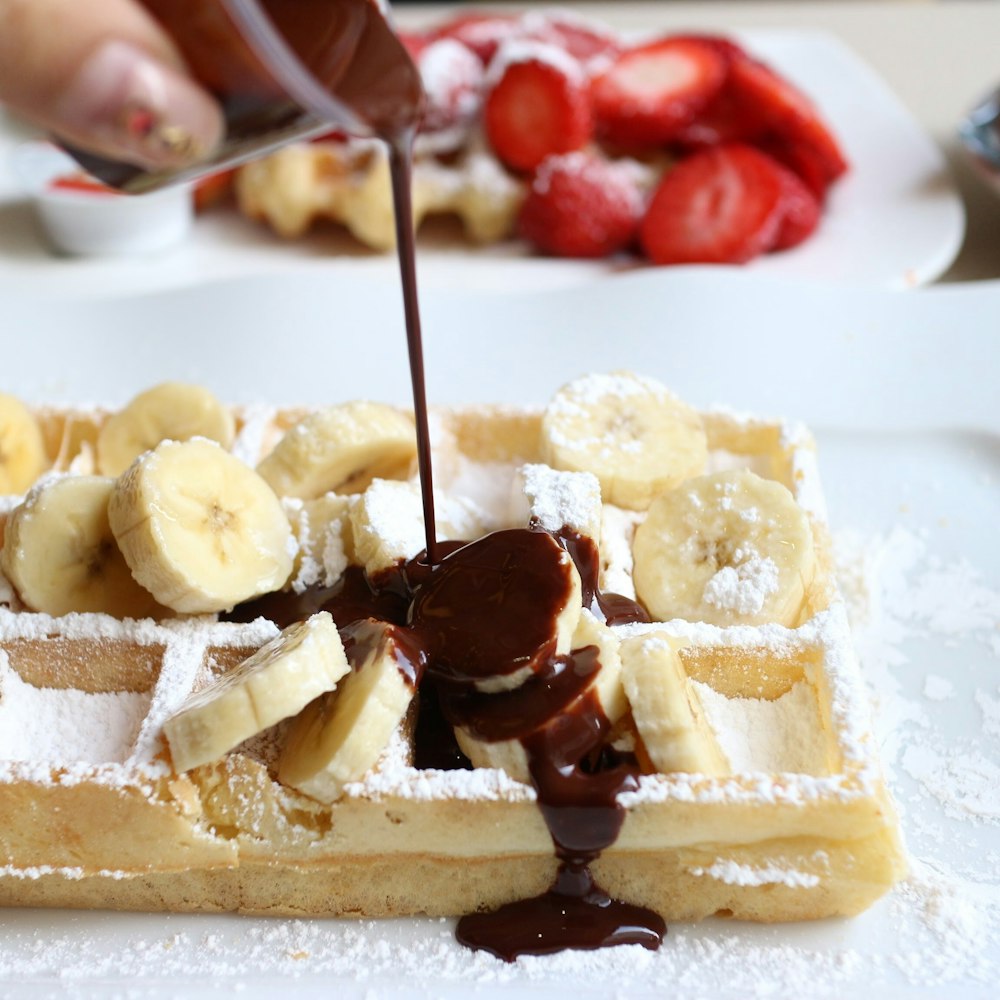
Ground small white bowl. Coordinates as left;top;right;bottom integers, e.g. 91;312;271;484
12;142;193;256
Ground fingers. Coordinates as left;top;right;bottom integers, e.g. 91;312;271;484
0;0;223;169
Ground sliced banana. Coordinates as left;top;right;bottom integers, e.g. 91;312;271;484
96;382;235;477
455;609;628;782
164;611;349;773
283;493;356;593
632;469;816;627
409;529;583;694
619;632;729;776
0;475;164;618
540;371;707;511
509;463;602;542
350;478;487;575
0;393;47;494
108;438;294;614
256;401;417;500
278;620;417;803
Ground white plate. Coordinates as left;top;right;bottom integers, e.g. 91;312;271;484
0;271;998;998
0;29;964;299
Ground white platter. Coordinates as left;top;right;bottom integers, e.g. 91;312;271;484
0;29;965;299
0;270;998;998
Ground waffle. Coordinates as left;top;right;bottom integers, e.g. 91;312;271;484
0;383;904;924
236;139;527;248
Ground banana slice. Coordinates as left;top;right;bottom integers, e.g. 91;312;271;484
509;463;602;542
0;475;164;618
619;632;729;776
108;438;294;614
96;382;235;477
0;393;47;494
409;528;582;694
455;609;628;782
164;611;349;773
540;371;707;511
350;478;487;575
256;401;417;500
278;619;417;803
283;493;356;593
632;469;816;627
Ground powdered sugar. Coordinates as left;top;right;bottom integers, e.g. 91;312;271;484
689;858;822;889
0;651;149;764
702;551;780;616
696;678;828;775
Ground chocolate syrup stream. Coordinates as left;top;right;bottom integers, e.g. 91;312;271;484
389;134;439;566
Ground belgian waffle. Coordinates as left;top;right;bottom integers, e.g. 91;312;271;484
0;380;903;925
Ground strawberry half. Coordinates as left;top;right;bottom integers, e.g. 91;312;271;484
432;13;520;65
416;39;485;149
591;37;728;147
772;161;821;250
525;11;623;66
728;54;848;188
484;46;592;172
639;143;786;265
519;152;643;258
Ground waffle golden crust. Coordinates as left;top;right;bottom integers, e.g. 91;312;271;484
0;381;904;926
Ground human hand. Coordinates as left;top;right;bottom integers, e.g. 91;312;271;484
0;0;223;169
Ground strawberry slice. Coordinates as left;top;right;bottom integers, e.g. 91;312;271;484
519;152;643;258
484;47;592;172
758;133;836;201
416;39;485;149
772;162;821;250
728;54;848;187
526;11;623;66
432;13;520;65
591;37;728;147
639;143;786;265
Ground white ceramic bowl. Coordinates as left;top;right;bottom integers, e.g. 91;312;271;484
12;142;193;256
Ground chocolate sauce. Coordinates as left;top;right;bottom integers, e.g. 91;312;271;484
197;4;664;957
554;526;650;627
340;617;425;688
388;133;439;564
409;529;576;686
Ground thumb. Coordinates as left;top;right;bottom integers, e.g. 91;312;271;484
0;0;223;169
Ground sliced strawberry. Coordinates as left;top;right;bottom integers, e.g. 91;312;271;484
639;143;786;265
728;54;848;186
416;39;485;148
484;48;592;172
525;11;623;66
758;134;835;201
591;37;728;147
432;13;520;65
519;152;643;258
673;85;765;148
665;33;748;64
771;161;821;250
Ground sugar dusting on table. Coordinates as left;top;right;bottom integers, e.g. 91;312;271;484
1;532;998;994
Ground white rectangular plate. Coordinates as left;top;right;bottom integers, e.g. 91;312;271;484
0;29;964;299
0;271;998;997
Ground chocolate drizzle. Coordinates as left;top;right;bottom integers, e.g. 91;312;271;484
553;526;651;627
220;3;664;958
229;525;665;959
